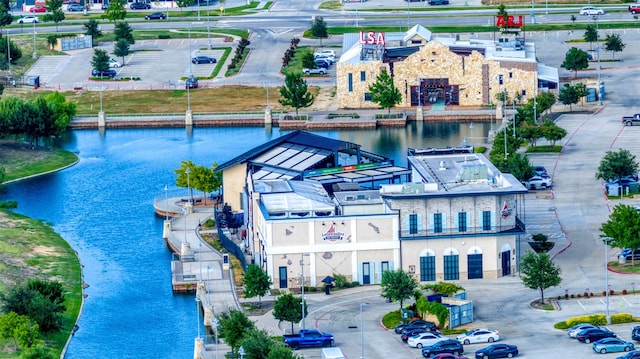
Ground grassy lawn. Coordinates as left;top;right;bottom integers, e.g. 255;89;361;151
0;209;83;358
0;140;78;182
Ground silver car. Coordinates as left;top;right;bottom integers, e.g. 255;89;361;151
525;175;552;190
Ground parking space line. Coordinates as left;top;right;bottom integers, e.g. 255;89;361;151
577;300;587;311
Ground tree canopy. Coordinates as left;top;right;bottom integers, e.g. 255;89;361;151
605;33;625;60
519;251;562;303
243;264;272;305
561;47;589;78
380;269;417;310
102;0;127;22
600;204;640;266
43;0;65;31
595;149;639;183
558;83;580;111
583;24;598;50
0;0;13;30
273;293;306;334
92;48;110;73
218;309;255;353
84;19;103;46
368;70;402;114
113;38;130;64
114;21;135;45
310;16;328;39
279;73;314;115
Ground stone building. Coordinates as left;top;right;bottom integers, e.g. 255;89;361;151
336;24;559;116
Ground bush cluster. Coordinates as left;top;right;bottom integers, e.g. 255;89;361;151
227;38;250;71
281;37;300;67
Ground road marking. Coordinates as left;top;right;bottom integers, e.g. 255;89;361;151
577;300;587;311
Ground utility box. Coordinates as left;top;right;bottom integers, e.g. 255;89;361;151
222;253;229;271
401;309;414;321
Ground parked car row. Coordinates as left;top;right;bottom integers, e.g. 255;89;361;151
523;165;553;190
566;323;640;357
303;49;337;76
396;321;516;358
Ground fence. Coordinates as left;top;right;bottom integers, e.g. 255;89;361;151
215;209;248;270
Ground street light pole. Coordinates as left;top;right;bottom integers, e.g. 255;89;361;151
602;237;611;324
360;303;368;359
300;253;310;330
530;0;535;24
212;317;219;359
164;184;169;221
263;81;270;109
188;26;193;76
195;296;201;338
32;21;37;58
186;167;191;203
595;15;602;105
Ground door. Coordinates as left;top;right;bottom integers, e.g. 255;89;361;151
467;254;483;279
279;266;287;288
362;262;371;285
501;251;511;276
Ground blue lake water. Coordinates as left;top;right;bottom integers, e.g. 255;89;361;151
0;122;489;358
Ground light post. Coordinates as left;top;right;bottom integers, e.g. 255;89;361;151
164;184;169;221
489;100;494;132
207;10;211;49
602;236;612;324
7;30;10;74
183;206;188;244
469;122;474;147
360;303;368;359
188;26;193;76
197;0;201;20
407;0;410;29
530;0;535;24
212;317;219;359
32;21;37;58
594;15;602;105
239;346;245;359
300;253;310;330
195;296;201;339
186;167;191;203
263;81;270;109
99;86;105;113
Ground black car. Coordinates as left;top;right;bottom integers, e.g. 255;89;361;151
474;344;518;359
402;328;430;342
129;2;151;9
185;76;198;89
577;328;616;343
144;11;166;20
429;0;449;4
421;339;464;358
618;351;640;359
315;59;330;69
395;320;437;334
91;69;117;78
632;326;640;341
620;249;640;261
67;3;85;11
191;55;217;64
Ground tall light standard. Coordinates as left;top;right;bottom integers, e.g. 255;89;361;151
530;0;535;24
188;26;193;76
32;20;37;58
594;15;602;105
207;8;211;49
263;81;270;109
300;253;310;330
469;122;474;147
195;296;201;339
6;30;11;74
360;303;368;359
197;0;201;20
186;167;192;203
602;236;612;324
164;184;169;221
212;317;219;359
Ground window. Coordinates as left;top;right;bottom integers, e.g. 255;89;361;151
482;211;491;231
468;254;483;279
364;93;372;101
409;214;418;234
348;73;353;92
278;266;287;288
443;255;459;280
498;75;503;85
521;89;526;96
433;213;443;233
509;72;513;78
360;71;366;81
458;212;467;232
420;256;435;281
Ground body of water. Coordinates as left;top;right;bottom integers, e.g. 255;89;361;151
0;122;489;358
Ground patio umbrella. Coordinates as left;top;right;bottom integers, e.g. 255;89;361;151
321;276;336;284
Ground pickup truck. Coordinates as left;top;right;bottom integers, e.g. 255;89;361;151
622;114;640;126
283;329;335;349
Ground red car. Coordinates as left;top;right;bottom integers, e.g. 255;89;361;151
29;5;46;12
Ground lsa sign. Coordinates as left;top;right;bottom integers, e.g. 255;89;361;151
495;15;524;28
359;31;385;46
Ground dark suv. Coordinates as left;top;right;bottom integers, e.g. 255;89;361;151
395;320;437;334
632;326;640;341
429;0;449;5
185;77;198;89
421;339;464;358
576;328;616;343
91;69;117;78
130;1;151;9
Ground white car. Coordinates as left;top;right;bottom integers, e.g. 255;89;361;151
580;6;604;15
17;16;39;24
302;67;327;75
456;328;500;344
407;332;448;348
109;58;122;68
525;175;552;190
567;324;598;338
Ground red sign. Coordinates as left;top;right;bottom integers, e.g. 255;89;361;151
322;224;345;243
359;31;385;46
495;15;524;28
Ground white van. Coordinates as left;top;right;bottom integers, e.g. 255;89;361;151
314;49;336;58
321;347;345;359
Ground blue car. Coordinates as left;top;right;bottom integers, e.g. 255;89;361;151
593;337;635;354
474;343;518;358
617;350;640;359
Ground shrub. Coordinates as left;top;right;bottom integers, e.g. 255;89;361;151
158;34;170;39
565;294;569;300
583;292;589;297
421;282;464;296
350;281;360;288
603;291;607;296
571;294;575;298
382;310;402;329
474;146;487;153
333;273;348;288
565;314;606;327
554;321;570;330
611;313;634;324
623;289;628;295
577;293;581;298
610;289;615;295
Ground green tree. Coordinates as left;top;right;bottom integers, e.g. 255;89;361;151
507;153;533;182
537;92;556;114
519;251;562;303
605;33;625;60
380;269;417;310
244;264;272;306
84;19;103;46
0;37;23;70
239;328;274;359
0;312;39;351
301;52;316;70
541;120;567;147
601;204;640;266
46;35;58;50
102;0;127;22
368;70;402;114
518;122;543;148
279;73;314;116
114;21;135;45
174;160;196;201
310;16;327;44
41;92;76;138
218;309;255;354
91;48;110;75
191;163;220;205
583;24;598;50
43;0;65;31
595;148;639;183
26;293;64;338
176;0;195;12
0;0;13;31
113;38;130;65
266;343;302;359
558;83;580;111
273;293;306;334
20;344;55;359
561;47;589;78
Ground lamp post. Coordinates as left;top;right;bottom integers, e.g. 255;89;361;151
207;9;211;49
183;206;188;244
212;317;219;359
99;86;105;113
594;15;602;105
32;20;37;58
469;122;474;147
186;167;192;204
602;236;612;324
164;184;169;221
239;346;245;359
300;253;310;330
263;81;270;109
188;26;193;76
197;0;201;20
530;0;535;24
7;30;10;74
195;296;201;339
360;303;368;359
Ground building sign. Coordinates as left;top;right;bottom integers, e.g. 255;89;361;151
359;31;386;46
495;15;524;28
305;161;392;177
322;224;345;243
501;201;512;219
